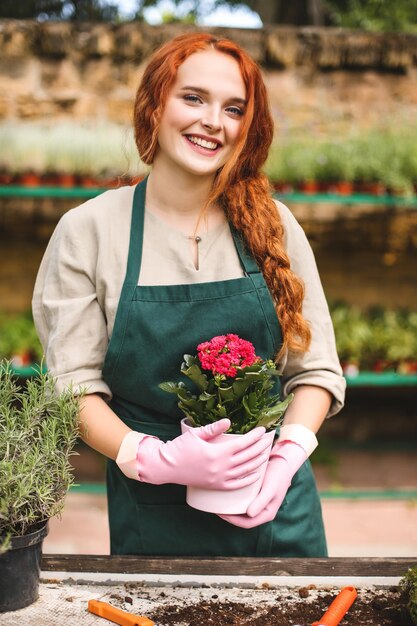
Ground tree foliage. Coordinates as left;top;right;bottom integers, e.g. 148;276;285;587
324;0;417;32
0;0;416;31
0;0;65;19
135;0;417;30
0;0;119;21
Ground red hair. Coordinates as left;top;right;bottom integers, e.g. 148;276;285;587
134;32;311;359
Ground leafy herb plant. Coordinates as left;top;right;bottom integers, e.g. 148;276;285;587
0;362;82;540
401;566;417;625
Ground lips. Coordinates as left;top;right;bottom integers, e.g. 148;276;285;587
184;134;222;152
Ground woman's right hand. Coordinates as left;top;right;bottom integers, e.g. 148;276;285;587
135;419;271;489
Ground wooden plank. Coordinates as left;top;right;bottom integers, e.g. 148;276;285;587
42;555;416;577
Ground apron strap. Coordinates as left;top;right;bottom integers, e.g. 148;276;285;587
124;176;148;287
230;226;260;276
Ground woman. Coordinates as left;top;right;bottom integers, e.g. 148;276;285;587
33;32;345;557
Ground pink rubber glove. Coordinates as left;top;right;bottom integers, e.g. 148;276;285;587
218;424;318;528
117;419;272;490
218;441;307;528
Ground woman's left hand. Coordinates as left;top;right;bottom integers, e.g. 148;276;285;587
218;440;307;528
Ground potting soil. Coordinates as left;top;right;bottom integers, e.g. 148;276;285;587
0;579;410;625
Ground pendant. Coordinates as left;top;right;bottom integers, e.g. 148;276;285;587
188;235;202;270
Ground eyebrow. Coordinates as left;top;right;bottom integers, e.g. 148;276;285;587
179;85;247;106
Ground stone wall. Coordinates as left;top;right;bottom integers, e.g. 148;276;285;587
1;195;416;313
1;21;417;134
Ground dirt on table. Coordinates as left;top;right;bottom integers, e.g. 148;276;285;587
136;585;412;626
1;580;411;626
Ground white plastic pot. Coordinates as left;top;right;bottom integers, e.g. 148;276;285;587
181;418;275;515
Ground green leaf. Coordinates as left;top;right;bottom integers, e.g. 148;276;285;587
198;391;217;410
262;393;294;418
182;354;197;368
181;360;208;392
158;381;185;394
242;394;257;418
217;385;234;402
255;413;283;430
216;405;228;418
232;377;255;399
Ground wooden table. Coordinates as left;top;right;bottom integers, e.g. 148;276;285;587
42;554;415;578
0;556;414;625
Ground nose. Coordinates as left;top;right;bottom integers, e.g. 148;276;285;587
201;105;222;132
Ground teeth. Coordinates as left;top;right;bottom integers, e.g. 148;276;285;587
187;136;218;150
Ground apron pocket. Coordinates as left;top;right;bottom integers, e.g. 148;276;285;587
135;503;264;557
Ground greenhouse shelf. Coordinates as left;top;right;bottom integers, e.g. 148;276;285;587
344;372;417;387
9;364;417;387
0;185;417;206
10;363;47;378
69;482;417;500
0;185;108;198
275;191;417;206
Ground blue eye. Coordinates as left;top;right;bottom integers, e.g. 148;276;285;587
227;106;244;116
184;94;202;103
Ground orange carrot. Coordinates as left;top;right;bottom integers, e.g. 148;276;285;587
88;599;154;626
311;586;357;626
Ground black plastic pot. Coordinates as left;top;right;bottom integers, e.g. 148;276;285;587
0;523;48;613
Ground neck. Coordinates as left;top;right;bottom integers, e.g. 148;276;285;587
146;157;216;220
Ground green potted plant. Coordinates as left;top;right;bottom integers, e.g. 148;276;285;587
265;137;320;192
400;566;417;625
0;362;82;613
312;141;347;192
0;311;43;367
330;303;372;374
159;334;293;514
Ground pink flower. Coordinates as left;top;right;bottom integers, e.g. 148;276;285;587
197;334;259;378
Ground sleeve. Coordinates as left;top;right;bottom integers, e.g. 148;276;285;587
32;208;112;399
275;200;346;418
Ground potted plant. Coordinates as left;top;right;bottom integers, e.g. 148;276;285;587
159;334;293;514
0;311;43;367
330;303;371;374
401;566;417;625
0;362;82;613
273;141;319;193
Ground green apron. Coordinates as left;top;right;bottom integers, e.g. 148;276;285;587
102;177;327;557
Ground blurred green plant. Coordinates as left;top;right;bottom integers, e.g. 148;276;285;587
265;127;417;195
325;0;417;33
330;302;417;372
0;122;146;182
1;122;416;195
0;312;43;364
400;566;417;625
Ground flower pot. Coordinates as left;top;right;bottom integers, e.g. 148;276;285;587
78;174;100;188
0;523;48;613
19;172;41;187
299;180;319;194
361;181;386;196
272;182;294;193
335;181;353;195
181;418;275;515
56;173;76;188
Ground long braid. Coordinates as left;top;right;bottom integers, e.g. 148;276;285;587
220;174;311;360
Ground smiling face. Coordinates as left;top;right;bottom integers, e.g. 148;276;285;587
154;49;247;179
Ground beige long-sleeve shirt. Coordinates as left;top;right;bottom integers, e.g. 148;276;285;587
32;184;346;417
